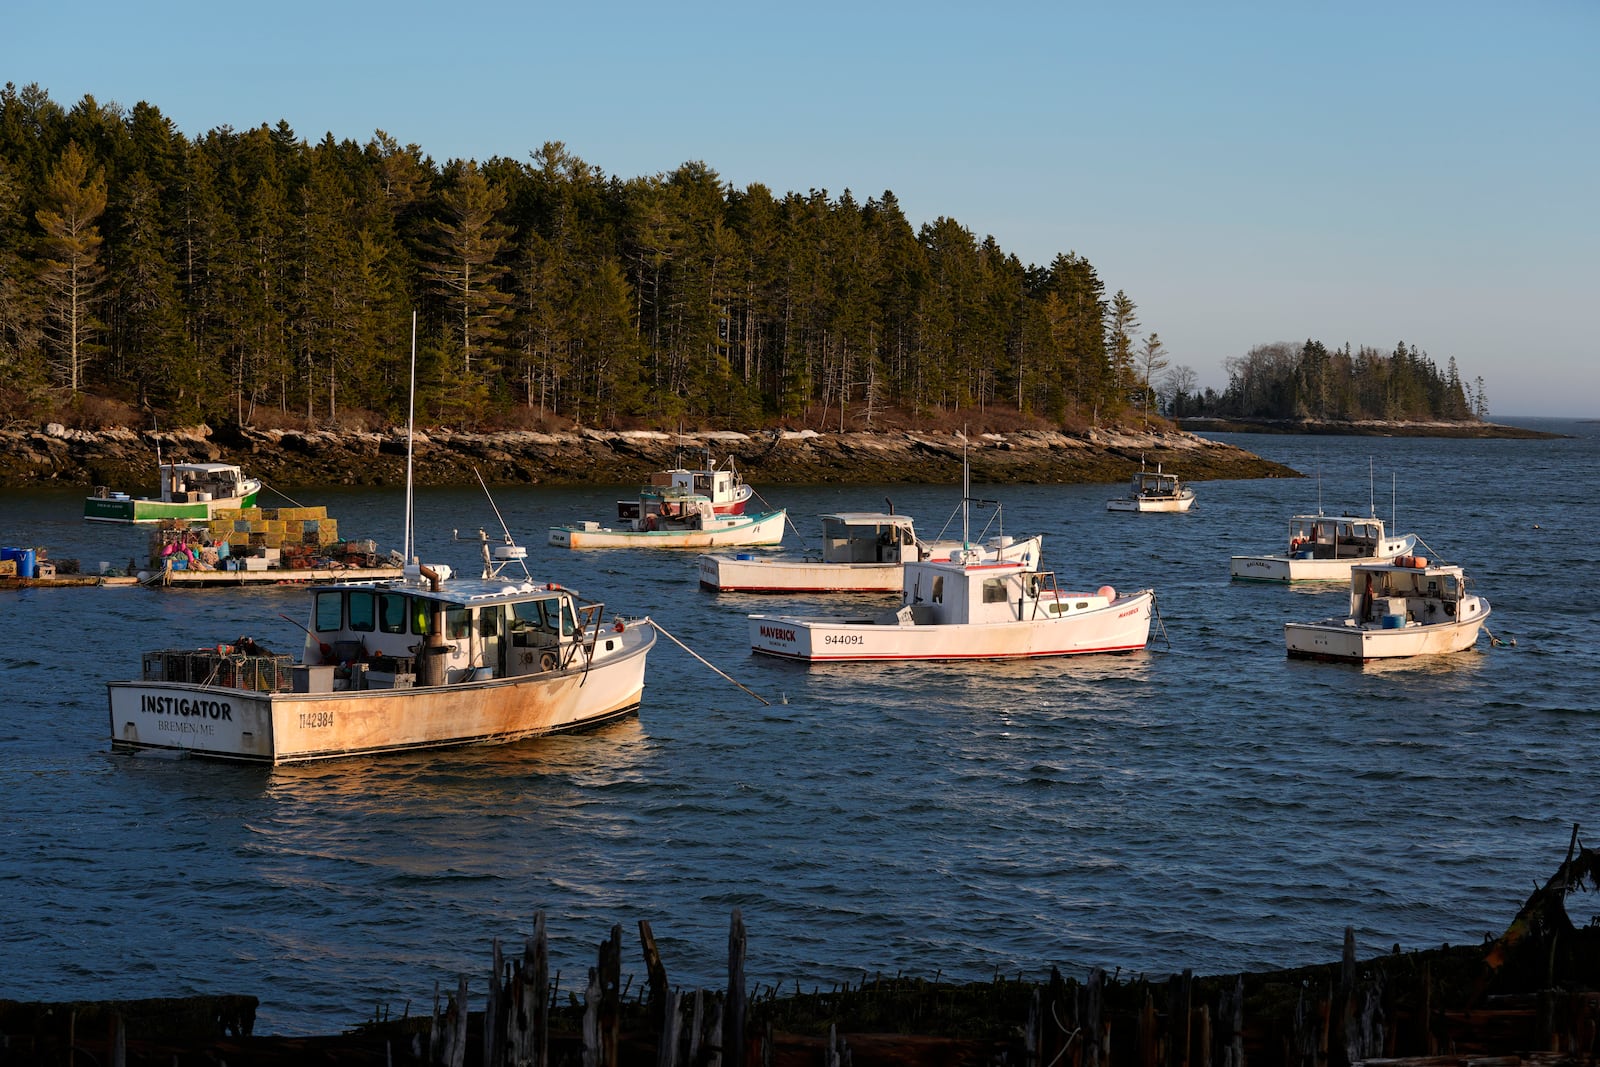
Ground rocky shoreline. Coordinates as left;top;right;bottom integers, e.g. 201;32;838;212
2;423;1299;491
1176;416;1559;439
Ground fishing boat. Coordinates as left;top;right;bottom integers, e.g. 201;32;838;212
106;313;658;764
84;462;262;523
550;484;786;550
1283;556;1490;662
1230;513;1416;582
699;511;1041;593
107;543;656;764
1105;462;1195;513
618;454;753;520
747;550;1152;662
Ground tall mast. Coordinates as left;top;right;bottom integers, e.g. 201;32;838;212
403;310;417;565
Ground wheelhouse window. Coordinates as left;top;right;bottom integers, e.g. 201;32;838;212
379;592;409;634
313;591;343;632
982;578;1010;604
511;597;565;634
347;590;376;632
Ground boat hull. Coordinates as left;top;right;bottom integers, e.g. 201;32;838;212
749;590;1153;662
1231;536;1416;582
550;510;787;549
107;627;655;765
1106;495;1195;513
705;557;902;593
701;534;1042;593
1284;603;1488;662
84;490;261;524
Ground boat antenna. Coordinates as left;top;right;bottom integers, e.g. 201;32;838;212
1392;471;1397;531
1368;456;1375;518
1315;453;1323;516
472;467;532;580
961;432;971;549
403;310;417;566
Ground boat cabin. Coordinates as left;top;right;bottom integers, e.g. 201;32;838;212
620;461;745;520
301;577;621;689
666;465;739;503
1289;515;1388;559
821;513;918;565
894;556;1095;626
618;486;719;528
1349;559;1465;625
1133;470;1183;498
160;462;248;503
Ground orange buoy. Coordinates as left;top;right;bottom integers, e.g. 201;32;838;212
1097;585;1117;602
614;620;625;633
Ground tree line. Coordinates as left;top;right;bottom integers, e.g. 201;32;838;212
0;83;1485;434
0;83;1178;433
1163;339;1487;423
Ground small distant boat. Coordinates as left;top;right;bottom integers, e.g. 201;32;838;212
85;462;262;523
618;454;752;520
1283;556;1490;662
748;551;1152;662
550;483;787;550
1106;462;1195;513
1230;513;1416;583
700;511;1041;593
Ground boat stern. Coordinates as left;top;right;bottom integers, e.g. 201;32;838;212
1230;554;1292;581
748;615;817;659
108;680;278;761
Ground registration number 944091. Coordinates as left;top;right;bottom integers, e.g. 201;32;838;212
823;634;863;646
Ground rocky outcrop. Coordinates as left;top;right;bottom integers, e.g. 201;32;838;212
1;423;1298;490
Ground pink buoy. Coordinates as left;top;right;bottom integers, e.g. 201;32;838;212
1097;585;1117;601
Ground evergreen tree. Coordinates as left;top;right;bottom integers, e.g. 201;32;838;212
0;159;45;385
110;169;193;416
34;140;106;393
423;161;512;407
1106;289;1140;411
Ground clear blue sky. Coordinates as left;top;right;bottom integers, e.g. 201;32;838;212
9;1;1597;417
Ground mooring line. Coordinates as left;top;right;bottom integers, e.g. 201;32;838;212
651;619;771;706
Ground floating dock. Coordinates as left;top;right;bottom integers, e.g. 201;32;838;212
145;506;402;588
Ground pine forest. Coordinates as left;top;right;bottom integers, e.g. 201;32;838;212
0;84;1482;433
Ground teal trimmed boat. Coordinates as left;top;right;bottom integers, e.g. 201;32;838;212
84;462;263;524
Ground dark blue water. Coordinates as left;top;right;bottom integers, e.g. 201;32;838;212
2;419;1596;1034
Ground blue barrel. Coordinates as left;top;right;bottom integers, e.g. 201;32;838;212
2;547;36;578
1381;613;1405;629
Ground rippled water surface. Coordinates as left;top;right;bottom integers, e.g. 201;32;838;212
2;419;1596;1033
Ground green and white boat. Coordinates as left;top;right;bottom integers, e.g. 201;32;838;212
84;462;263;524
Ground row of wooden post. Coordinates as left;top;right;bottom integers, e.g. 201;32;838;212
428;909;754;1067
423;915;1592;1067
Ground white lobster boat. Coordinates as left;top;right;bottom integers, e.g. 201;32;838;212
748;551;1153;662
550;485;787;550
1106;462;1195;513
1283;556;1490;662
107;536;657;765
107;317;657;764
699;511;1042;593
1231;513;1416;582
